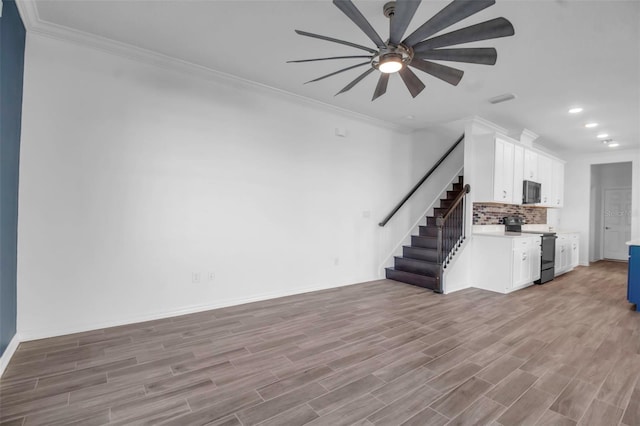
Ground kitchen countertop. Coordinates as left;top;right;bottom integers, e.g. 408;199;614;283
627;240;640;246
473;232;538;239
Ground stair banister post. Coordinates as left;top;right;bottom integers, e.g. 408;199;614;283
435;217;444;293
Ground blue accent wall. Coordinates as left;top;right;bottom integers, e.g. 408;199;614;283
0;0;26;357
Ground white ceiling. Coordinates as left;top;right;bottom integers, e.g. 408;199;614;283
28;0;640;153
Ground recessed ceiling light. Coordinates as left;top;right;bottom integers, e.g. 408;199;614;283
568;107;583;114
585;123;598;128
608;143;619;148
405;115;414;120
597;133;609;139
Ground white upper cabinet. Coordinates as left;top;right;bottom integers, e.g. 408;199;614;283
469;133;563;207
535;155;564;208
513;145;524;205
551;160;565;207
493;137;515;203
537;154;552;206
523;149;538;181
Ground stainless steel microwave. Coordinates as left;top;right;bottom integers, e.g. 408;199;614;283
523;180;541;204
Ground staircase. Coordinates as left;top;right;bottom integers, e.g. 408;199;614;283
385;175;467;293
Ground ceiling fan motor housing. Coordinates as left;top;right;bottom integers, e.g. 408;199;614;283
383;1;397;18
372;45;414;72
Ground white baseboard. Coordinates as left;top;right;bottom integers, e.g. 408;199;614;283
0;334;21;378
18;280;373;342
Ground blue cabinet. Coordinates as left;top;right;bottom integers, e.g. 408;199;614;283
629;245;640;311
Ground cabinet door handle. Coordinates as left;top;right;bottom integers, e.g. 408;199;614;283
522;253;527;261
503;190;507;198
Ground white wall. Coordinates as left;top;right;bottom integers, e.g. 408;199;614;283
17;34;463;339
561;149;640;265
589;162;633;261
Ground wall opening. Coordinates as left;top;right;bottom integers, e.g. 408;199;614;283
589;162;633;262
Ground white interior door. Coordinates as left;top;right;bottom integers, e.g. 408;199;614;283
603;188;632;260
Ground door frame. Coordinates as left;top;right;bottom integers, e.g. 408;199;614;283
600;186;632;260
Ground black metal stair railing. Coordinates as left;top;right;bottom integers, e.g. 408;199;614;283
379;134;464;227
435;184;470;291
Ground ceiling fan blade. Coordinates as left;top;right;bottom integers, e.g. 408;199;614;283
398;67;426;98
305;61;371;84
413;17;515;52
389;0;422;45
415;48;497;65
372;73;390;101
288;55;373;63
409;58;464;86
295;30;377;54
403;0;495;47
336;67;376;96
333;0;386;49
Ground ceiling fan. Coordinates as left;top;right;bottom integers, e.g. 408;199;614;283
289;0;515;100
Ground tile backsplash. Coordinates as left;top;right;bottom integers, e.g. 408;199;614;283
473;203;547;225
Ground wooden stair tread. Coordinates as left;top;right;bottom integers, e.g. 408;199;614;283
393;257;439;277
385;268;438;291
402;246;437;262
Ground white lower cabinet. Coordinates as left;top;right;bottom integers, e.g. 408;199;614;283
472;235;541;294
555;234;567;272
531;242;542;281
513;238;541;287
555;232;579;276
570;234;579;268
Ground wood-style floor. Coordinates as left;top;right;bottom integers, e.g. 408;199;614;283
1;261;638;425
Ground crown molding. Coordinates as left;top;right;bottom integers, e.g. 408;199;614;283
15;0;37;31
14;1;409;134
465;116;508;136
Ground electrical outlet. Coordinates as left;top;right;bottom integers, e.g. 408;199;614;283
334;257;340;266
208;272;215;281
192;272;201;283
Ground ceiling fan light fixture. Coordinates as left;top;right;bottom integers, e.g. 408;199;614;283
291;0;515;100
378;53;404;73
